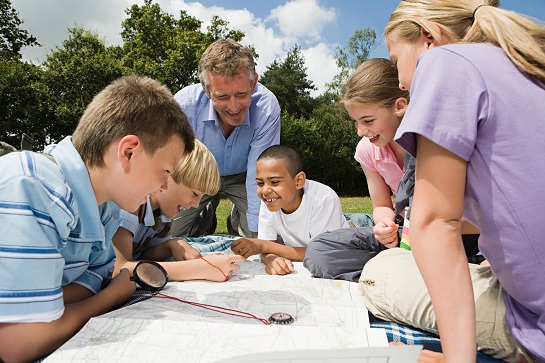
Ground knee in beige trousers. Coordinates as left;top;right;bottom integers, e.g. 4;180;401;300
358;248;531;362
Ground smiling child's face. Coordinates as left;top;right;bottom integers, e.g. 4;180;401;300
154;177;204;218
255;158;304;215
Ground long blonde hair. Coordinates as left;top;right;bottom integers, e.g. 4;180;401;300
385;0;545;82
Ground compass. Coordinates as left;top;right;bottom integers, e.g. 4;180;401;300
268;312;294;325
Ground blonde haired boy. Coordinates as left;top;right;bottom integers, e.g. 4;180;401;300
113;140;243;282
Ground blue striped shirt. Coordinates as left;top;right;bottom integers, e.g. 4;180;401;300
0;137;119;323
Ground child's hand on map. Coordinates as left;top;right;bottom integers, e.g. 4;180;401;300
104;268;137;305
231;238;264;258
201;254;244;281
373;217;399;249
265;256;294;275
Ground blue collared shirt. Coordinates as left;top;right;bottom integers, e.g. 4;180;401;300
0;137;119;323
174;82;281;231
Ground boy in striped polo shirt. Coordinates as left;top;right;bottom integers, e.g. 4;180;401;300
0;75;195;362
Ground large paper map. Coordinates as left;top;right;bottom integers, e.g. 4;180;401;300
44;258;418;362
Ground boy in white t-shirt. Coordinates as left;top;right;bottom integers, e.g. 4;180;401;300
231;145;348;275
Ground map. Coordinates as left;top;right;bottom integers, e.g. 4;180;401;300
44;259;417;362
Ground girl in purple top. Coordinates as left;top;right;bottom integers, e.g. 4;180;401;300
359;1;545;362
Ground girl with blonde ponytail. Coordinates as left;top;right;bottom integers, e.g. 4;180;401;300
358;1;545;362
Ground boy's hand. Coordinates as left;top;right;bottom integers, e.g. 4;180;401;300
201;254;244;281
373;217;399;248
231;238;263;258
104;268;136;305
172;239;202;260
265;256;294;275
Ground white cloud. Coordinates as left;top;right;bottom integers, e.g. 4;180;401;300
12;0;135;62
12;0;341;95
302;43;339;97
267;0;336;40
166;2;287;79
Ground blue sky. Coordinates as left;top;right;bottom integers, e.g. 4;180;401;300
12;0;545;95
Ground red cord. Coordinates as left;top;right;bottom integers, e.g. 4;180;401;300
152;292;271;325
199;256;228;280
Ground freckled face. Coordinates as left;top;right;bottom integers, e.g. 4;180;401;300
345;102;401;147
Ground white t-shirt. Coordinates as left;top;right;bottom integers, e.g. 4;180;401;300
257;180;349;247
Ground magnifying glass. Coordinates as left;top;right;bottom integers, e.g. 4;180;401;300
130;260;169;292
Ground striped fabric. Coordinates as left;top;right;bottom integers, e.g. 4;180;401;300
0;137;119;323
183;234;239;254
370;317;504;363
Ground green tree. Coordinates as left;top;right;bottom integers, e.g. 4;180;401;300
0;0;40;61
260;45;316;119
281;103;364;196
327;27;376;95
121;0;244;93
42;27;126;144
0;59;50;149
0;0;47;148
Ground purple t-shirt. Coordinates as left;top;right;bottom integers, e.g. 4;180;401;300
396;43;545;359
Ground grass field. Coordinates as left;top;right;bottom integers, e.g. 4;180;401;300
214;196;373;234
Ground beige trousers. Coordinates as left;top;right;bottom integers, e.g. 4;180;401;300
359;248;534;362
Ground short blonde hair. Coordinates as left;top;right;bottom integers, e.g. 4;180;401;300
385;0;545;82
171;140;220;195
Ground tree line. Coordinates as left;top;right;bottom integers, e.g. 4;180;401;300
1;0;378;196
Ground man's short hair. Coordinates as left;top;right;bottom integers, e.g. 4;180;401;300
198;38;256;92
171;139;220;196
258;145;303;178
72;75;195;168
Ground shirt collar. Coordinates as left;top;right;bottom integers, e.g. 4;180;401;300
374;144;395;164
143;196;171;229
48;136;108;241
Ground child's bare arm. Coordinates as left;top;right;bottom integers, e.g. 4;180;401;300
0;270;135;363
140;238;201;261
232;238;306;261
62;283;94;304
157;254;244;282
261;241;306;262
112;227;135;276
